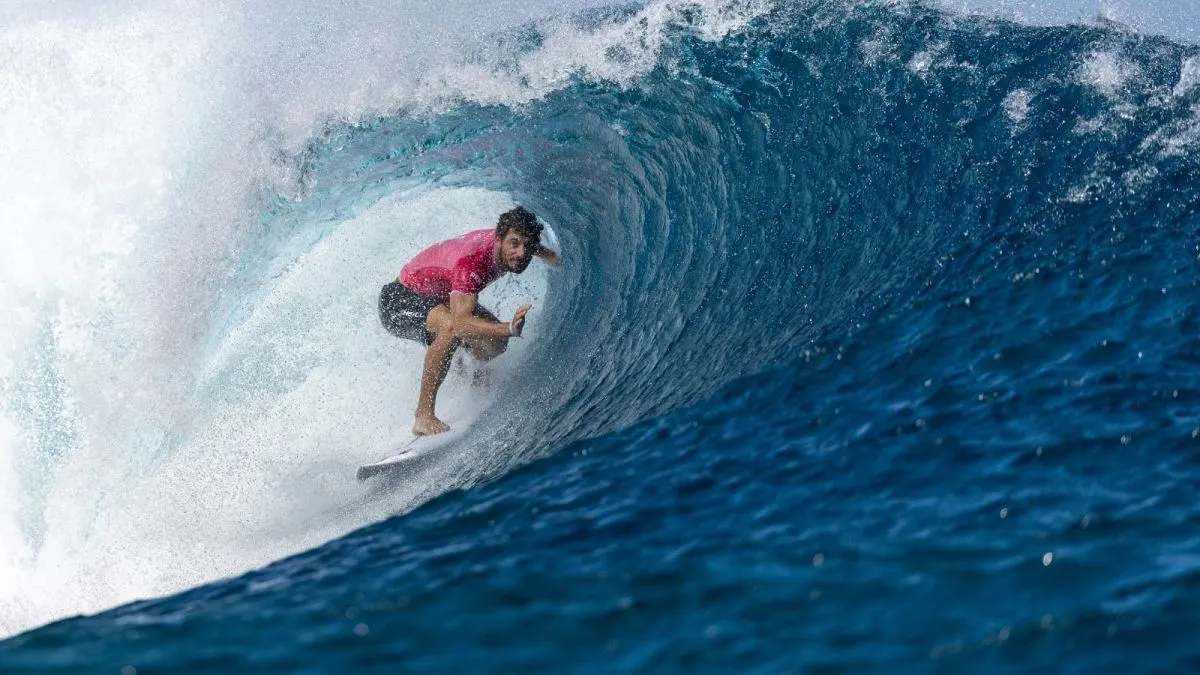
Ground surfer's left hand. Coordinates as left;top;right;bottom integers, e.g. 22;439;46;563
509;304;532;337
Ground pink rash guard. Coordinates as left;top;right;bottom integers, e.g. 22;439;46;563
399;229;504;303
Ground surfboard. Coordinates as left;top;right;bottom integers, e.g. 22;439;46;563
356;426;468;481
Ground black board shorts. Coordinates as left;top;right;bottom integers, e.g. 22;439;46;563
379;281;441;345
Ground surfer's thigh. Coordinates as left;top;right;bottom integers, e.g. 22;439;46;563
380;281;440;345
472;305;500;324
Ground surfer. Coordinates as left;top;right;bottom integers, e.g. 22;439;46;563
379;206;560;436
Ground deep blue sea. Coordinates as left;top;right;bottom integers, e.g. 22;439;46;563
2;0;1198;672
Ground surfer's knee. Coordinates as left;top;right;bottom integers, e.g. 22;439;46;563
425;307;459;345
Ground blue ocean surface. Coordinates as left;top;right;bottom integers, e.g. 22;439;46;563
1;0;1198;672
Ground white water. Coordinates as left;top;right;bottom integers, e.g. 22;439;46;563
0;182;552;635
944;0;1200;44
0;0;768;637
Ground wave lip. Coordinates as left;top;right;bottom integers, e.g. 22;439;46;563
0;0;774;637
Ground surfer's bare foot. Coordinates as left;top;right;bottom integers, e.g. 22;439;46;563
413;413;450;436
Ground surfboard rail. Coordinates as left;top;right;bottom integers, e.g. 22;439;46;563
356;427;468;480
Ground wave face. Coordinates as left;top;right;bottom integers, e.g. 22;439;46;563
3;0;1200;671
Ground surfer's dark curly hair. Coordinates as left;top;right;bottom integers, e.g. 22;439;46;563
496;206;543;252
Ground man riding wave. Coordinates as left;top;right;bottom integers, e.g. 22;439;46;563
378;206;560;435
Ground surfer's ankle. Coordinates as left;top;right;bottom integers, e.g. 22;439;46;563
413;413;450;436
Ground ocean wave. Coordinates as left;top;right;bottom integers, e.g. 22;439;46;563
2;0;1199;657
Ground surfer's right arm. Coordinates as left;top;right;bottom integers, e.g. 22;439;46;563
449;293;532;339
534;245;561;268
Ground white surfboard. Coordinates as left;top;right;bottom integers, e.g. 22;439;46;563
356;426;469;481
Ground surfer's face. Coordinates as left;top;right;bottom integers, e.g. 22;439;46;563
497;231;535;273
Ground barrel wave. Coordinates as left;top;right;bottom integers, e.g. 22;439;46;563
2;0;1199;672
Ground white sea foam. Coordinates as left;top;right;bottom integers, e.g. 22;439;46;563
1077;50;1143;98
1002;88;1032;124
1173;56;1200;97
938;0;1200;45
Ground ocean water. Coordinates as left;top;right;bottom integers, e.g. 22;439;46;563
1;0;1198;672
